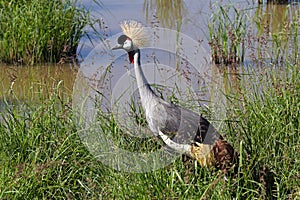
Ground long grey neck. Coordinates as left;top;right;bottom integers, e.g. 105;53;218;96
132;49;157;109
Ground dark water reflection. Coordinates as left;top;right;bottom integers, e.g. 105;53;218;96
256;2;299;34
144;0;185;29
0;64;77;109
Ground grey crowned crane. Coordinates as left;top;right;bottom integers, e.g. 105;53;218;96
111;20;237;171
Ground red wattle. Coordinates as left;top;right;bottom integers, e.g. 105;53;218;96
128;51;134;63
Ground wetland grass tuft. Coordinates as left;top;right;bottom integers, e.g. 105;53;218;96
254;4;300;64
0;0;95;65
209;3;299;66
208;4;247;65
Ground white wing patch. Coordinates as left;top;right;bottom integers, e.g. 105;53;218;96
158;130;215;168
158;130;192;156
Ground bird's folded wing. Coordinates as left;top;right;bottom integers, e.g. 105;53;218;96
158;100;220;145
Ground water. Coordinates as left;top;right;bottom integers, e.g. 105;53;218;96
80;1;299;56
0;64;77;110
0;0;299;110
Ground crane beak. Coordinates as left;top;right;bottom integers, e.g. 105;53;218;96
111;44;123;50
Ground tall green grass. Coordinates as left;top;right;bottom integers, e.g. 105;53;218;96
224;63;300;199
0;0;93;65
0;63;299;199
0;85;103;199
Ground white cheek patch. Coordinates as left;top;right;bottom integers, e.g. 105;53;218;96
123;39;132;51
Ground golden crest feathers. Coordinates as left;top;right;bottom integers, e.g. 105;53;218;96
120;20;149;48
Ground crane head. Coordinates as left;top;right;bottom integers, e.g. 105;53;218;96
111;35;133;51
111;34;135;63
111;20;149;63
111;20;149;50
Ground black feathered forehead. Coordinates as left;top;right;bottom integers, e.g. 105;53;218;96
117;35;130;44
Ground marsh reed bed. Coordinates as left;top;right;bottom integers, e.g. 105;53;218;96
208;3;299;65
0;0;94;65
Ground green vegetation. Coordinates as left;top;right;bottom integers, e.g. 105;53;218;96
0;0;95;65
0;2;299;199
0;63;299;199
208;4;247;65
254;3;299;64
225;64;300;199
209;3;299;65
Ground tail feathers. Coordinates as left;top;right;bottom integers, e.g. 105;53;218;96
191;139;238;171
212;139;238;171
159;130;238;171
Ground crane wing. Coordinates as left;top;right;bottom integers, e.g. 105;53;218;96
158;99;221;146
